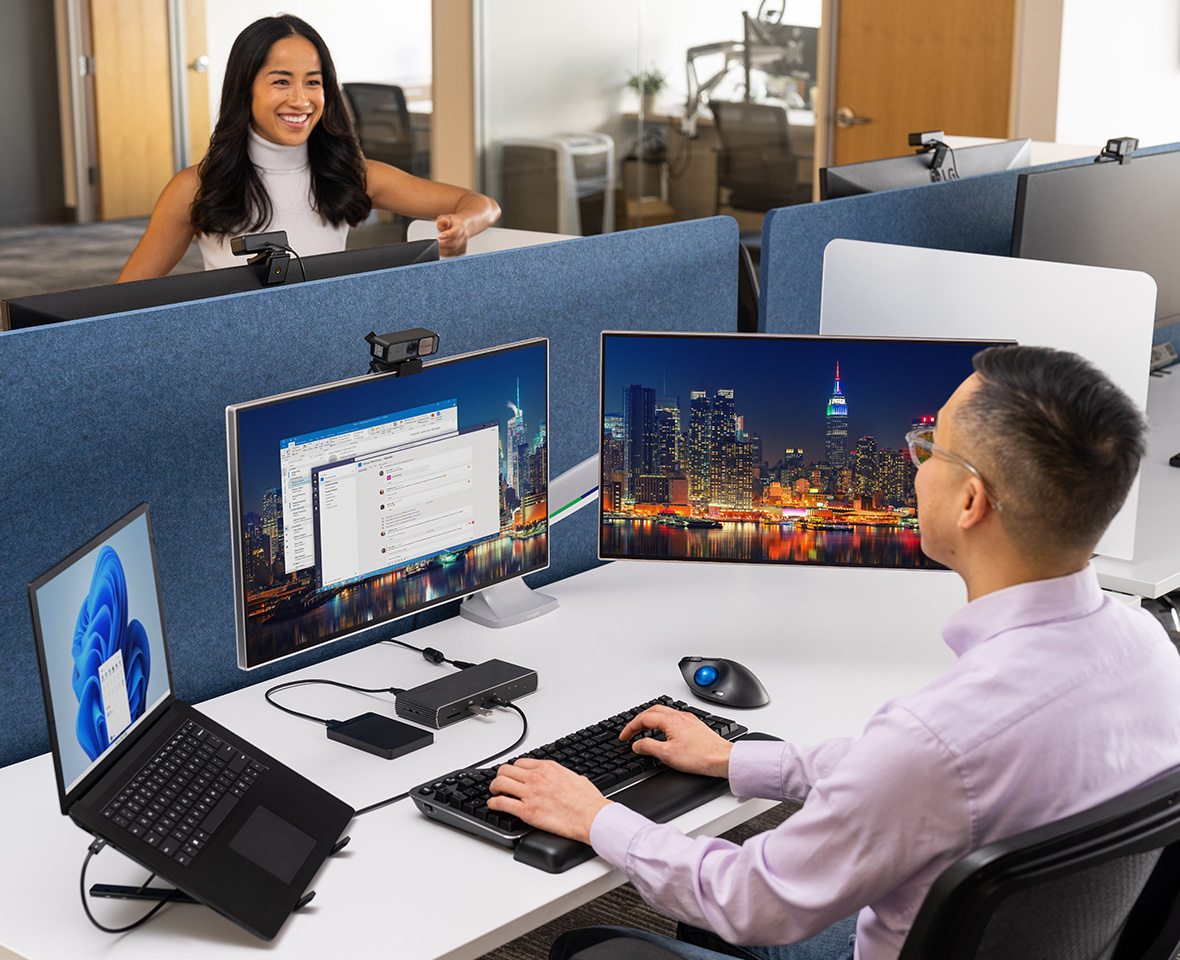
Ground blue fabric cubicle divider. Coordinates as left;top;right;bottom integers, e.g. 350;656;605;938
0;217;738;768
759;141;1180;339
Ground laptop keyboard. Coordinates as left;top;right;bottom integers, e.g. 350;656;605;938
100;719;267;867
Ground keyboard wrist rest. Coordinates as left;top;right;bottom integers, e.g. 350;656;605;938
513;731;781;874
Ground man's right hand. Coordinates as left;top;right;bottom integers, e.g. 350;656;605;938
619;705;734;779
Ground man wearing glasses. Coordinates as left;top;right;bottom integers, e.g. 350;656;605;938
489;345;1180;960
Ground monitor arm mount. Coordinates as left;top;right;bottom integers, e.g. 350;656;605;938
364;328;440;376
230;231;295;285
683;40;744;137
909;130;959;182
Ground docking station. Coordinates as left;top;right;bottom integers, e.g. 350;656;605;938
395;659;538;729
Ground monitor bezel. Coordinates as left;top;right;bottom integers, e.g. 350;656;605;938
596;330;1011;568
225;337;551;670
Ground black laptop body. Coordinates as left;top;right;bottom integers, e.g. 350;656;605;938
28;503;355;940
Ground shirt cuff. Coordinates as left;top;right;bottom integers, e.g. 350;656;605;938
727;739;793;799
589;801;656;870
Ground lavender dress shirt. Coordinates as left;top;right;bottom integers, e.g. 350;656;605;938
589;566;1180;960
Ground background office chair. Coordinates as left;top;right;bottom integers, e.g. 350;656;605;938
709;100;812;270
550;767;1180;960
342;82;417;175
709;100;812;215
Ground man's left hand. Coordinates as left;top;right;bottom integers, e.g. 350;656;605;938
487;759;611;843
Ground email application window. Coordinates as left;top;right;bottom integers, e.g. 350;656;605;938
313;423;501;590
278;401;457;572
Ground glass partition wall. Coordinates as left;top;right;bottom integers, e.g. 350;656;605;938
476;1;822;237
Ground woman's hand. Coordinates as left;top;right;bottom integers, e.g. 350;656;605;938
435;214;471;257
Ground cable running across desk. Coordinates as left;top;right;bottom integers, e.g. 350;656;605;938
353;701;528;817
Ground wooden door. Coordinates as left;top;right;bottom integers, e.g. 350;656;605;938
90;0;174;220
185;0;210;165
831;0;1018;165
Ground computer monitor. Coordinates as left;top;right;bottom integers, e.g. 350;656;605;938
1011;147;1180;328
226;337;550;670
599;332;1004;569
1;239;439;331
819;138;1032;200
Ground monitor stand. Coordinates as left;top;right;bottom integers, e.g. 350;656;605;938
460;578;559;628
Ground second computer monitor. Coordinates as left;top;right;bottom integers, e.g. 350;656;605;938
819;138;1032;200
599;332;1001;569
1011;146;1180;328
1;239;439;331
226;337;549;669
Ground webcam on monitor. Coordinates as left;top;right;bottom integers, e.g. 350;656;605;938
231;230;293;284
1096;136;1139;165
908;130;946;149
365;327;440;376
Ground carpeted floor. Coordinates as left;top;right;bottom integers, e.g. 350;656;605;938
475;802;799;960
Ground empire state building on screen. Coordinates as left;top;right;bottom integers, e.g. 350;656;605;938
825;361;848;471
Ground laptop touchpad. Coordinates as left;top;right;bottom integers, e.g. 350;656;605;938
229;806;317;884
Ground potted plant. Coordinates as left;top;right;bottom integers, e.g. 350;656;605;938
626;68;667;116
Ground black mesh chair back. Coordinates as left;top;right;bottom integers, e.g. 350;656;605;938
710;100;808;213
342;82;414;174
899;767;1180;960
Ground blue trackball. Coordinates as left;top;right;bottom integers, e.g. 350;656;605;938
694;665;719;687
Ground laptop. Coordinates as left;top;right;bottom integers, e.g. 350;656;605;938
28;503;354;940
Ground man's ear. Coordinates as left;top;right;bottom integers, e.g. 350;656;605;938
957;476;992;531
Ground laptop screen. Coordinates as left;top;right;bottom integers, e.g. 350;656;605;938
29;504;173;805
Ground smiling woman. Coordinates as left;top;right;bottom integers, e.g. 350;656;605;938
117;14;498;281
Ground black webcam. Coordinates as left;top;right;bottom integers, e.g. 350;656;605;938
365;328;440;376
230;231;292;284
1096;137;1138;165
908;130;945;149
230;231;290;256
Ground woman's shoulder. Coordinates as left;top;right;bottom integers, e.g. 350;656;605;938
160;164;202;207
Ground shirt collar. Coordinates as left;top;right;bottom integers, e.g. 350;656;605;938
247;127;310;172
941;565;1105;658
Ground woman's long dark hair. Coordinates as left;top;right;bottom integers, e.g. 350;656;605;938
190;15;372;237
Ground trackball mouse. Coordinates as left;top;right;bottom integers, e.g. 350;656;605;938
679;656;770;708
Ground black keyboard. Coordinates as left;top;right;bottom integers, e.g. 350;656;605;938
100;719;267;867
411;695;748;853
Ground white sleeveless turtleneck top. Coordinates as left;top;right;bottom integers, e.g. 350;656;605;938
197;129;350;270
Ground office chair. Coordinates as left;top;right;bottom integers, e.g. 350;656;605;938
709;100;812;263
709;100;812;217
899;765;1180;960
549;766;1180;960
342;83;416;175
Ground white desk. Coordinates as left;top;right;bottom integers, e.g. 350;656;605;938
0;561;963;960
1093;370;1180;597
406;223;578;255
